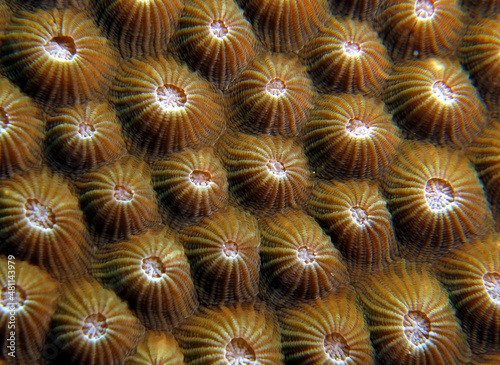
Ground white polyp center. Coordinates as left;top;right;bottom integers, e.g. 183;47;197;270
82;313;108;340
266;78;286;96
483;272;500;303
156;84;187;110
344;41;361;56
210;20;229;38
189;170;212;187
78;120;95;138
113;184;134;202
0;108;8;131
297;246;316;264
44;35;76;60
403;310;431;346
425;178;454;210
432;81;454;103
225;337;256;364
415;0;435;19
223;240;239;258
142;256;166;279
324;332;350;361
350;206;368;226
24;198;56;229
1;286;26;310
266;160;286;176
346;118;369;137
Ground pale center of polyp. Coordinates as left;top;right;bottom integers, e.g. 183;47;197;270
483;272;500;303
0;108;8;131
403;310;431;346
350;206;368;226
425;178;454;210
189;170;212;186
78;120;95;138
156;84;187;110
346;118;369;137
113;184;134;202
44;35;76;60
142;256;166;279
297;246;316;264
432;81;454;103
266;78;286;96
225;337;256;364
267;160;286;176
344;41;361;56
82;313;108;340
211;20;228;38
324;332;350;361
1;286;27;310
24;198;56;229
415;0;435;19
223;240;239;258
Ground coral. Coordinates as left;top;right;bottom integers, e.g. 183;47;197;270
111;54;225;158
93;227;198;330
462;0;500;17
228;52;314;137
328;0;381;20
124;331;184;365
304;93;400;180
180;207;260;304
172;0;257;90
259;210;349;306
300;17;391;94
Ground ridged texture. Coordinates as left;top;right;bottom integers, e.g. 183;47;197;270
382;142;492;259
173;0;257;90
111;54;225;158
52;279;144;365
180;207;260;304
91;0;183;58
218;132;312;214
304;94;400;180
228;52;314;137
0;76;44;179
308;180;398;280
77;156;160;243
0;8;117;107
93;227;198;330
176;302;284;364
384;57;488;148
124;331;184;365
44;100;126;174
0;168;90;280
462;0;500;16
0;257;59;363
356;260;471;365
470;351;500;365
259;210;349;306
152;147;228;222
435;234;500;353
300;17;391;94
244;0;329;52
279;287;375;364
328;0;381;20
375;0;466;59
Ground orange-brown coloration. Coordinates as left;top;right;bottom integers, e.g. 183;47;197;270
244;0;329;52
300;17;390;94
152;147;228;223
435;234;500;353
356;260;471;365
93;227;198;330
0;257;59;363
77;156;160;243
259;210;349;306
384;57;488;148
279;287;374;364
228;52;314;137
52;279;144;365
0;168;90;280
218;132;312;214
304;94;400;180
176;302;284;364
382;142;493;259
45;100;126;174
375;0;466;59
328;0;381;20
470;351;500;365
0;8;117;107
172;0;257;90
111;54;225;158
180;207;260;304
124;331;184;365
462;0;500;16
0;76;44;179
309;180;398;280
91;0;183;58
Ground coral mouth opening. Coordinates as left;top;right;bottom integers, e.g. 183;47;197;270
1;286;27;310
156;84;187;110
404;310;431;346
78;120;96;138
425;178;455;210
113;184;134;202
82;313;108;340
225;337;256;364
0;108;8;131
211;20;229;38
483;272;500;303
346;118;369;137
142;256;166;279
432;81;454;103
44;35;77;60
344;41;361;56
266;160;286;176
190;170;212;186
223;240;239;258
266;78;286;96
324;332;350;361
24;198;56;229
350;206;368;226
415;0;435;19
297;246;316;264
